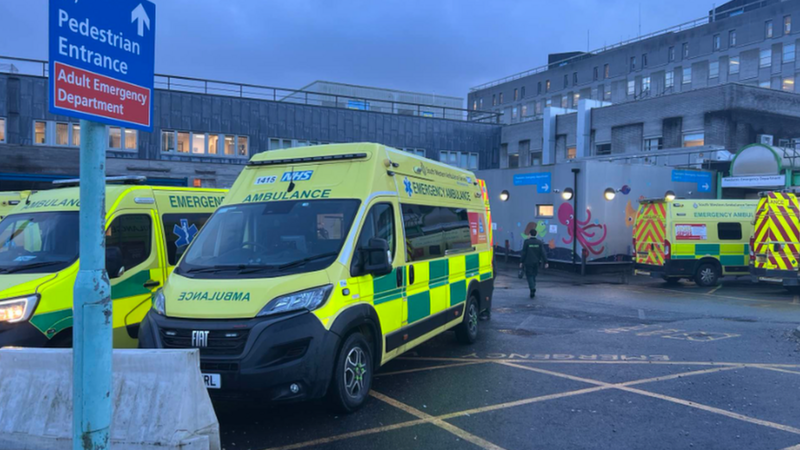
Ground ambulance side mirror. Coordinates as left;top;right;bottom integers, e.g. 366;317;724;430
106;246;125;279
361;238;393;277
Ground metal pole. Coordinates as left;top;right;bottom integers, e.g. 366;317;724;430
572;168;580;272
73;119;112;450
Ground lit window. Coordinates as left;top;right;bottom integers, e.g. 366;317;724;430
642;76;651;93
177;132;190;153
644;137;663;151
729;56;740;74
124;129;136;150
603;87;611;101
713;34;721;51
56;122;68;146
521;104;528;117
546;80;551;92
683;67;692;84
208;135;219;154
34;121;46;144
627;80;635;96
573;93;580;106
709;61;719;79
683;133;704;147
472;100;477;110
666;71;675;89
561;96;567;108
760;48;772;68
766;20;773;38
513;88;518;101
783;77;795;92
786;15;792;34
0;118;5;143
108;127;122;149
161;130;176;152
537;205;554;217
238;136;248;156
191;133;206;154
604;64;610;79
729;30;737;47
566;146;577;160
71;123;80;146
784;43;796;63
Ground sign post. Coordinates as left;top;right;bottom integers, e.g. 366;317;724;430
48;1;155;448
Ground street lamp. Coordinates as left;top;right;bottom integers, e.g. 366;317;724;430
499;190;510;202
603;188;617;201
664;190;676;202
561;187;574;201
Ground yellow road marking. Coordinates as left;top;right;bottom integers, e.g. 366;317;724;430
779;444;800;450
707;285;723;295
370;391;507;450
376;361;487;377
262;419;427;450
625;285;800;306
756;366;800;377
398;356;800;368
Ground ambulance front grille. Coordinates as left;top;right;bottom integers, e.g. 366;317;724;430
159;328;250;356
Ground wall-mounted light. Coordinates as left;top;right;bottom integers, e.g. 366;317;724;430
499;190;510;202
603;188;617;201
664;190;676;202
561;187;574;201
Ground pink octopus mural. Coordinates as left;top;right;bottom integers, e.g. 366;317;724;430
557;203;608;255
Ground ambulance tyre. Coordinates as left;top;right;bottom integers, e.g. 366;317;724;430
327;332;373;413
455;295;479;345
48;329;73;348
695;262;720;287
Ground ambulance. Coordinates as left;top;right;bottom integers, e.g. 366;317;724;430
633;199;757;286
0;178;226;348
138;143;494;412
0;191;28;220
751;191;800;287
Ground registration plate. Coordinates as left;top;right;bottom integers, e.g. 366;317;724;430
635;270;650;276
203;373;221;389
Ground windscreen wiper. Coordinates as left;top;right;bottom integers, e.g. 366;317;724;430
277;252;339;271
0;261;65;273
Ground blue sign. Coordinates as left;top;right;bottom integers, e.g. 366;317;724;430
513;172;552;193
49;0;156;131
672;170;712;192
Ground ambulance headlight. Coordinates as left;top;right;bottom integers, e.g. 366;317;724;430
152;289;166;316
257;285;333;317
0;294;39;323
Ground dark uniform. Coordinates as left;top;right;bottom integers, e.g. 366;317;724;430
520;236;548;297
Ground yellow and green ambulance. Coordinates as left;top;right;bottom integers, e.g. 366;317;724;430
0;191;28;220
633;199;757;286
751;191;800;287
0;181;225;348
138;143;494;412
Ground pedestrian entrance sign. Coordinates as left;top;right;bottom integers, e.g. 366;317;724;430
48;0;156;131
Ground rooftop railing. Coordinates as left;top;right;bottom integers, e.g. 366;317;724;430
0;55;502;124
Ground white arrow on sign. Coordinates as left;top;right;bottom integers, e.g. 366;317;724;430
131;4;150;37
702;183;709;190
541;183;550;192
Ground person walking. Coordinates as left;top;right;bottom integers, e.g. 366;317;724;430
520;229;548;298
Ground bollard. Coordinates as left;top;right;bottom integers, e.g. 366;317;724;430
505;239;509;264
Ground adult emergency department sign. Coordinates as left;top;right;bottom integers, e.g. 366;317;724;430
48;0;156;131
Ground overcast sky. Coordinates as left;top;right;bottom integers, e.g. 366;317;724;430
1;0;716;102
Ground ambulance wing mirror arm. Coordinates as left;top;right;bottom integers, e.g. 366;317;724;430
362;238;393;277
106;246;125;279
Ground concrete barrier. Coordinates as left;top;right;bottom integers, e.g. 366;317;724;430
0;348;220;450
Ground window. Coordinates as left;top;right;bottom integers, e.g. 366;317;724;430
238;136;248;156
162;130;176;152
729;30;737;47
56;122;68;146
573;93;580;106
783;77;795;92
729;56;740;74
514;88;519;101
521;104;528;117
683;132;705;147
401;204;471;263
403;148;426;157
573;72;578;85
162;130;247;156
564;74;569;88
71;123;80;146
560;96;567;108
604;64;610;79
593;66;599;81
682;43;689;58
0;118;5;143
668;46;675;62
531;153;542;166
508;151;519;169
162;213;213;265
596;143;611;155
479;98;483;109
34;121;46;144
536;205;554;218
760;48;772;68
519;140;530;164
784;43;796;63
499;92;504;104
603;86;611;101
666;71;675;88
191;133;206;154
630;56;636;72
709;61;719;79
546;80;551;92
683;67;692;84
642;53;648;68
440;151;478;170
546;98;552;107
760;80;771;88
786;15;792;35
354;203;395;270
535;101;543;114
537;82;542;95
492;94;496;106
108;127;122;149
766;20;773;39
627;80;635;96
642;76;651;93
472;100;477;110
177;132;190;153
124;129;137;150
208;135;219;155
718;222;742;240
512;107;518;120
106;214;152;271
644;137;663;151
521;86;526;99
566;146;577;160
713;34;721;51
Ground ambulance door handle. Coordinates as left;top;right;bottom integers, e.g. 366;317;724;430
409;265;416;285
396;268;403;288
143;280;160;289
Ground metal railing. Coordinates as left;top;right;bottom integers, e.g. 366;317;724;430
0;55;502;124
578;145;732;170
470;0;771;92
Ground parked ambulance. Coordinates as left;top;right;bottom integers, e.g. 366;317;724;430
138;143;494;412
751;191;800;288
0;178;226;348
0;191;28;220
633;199;757;286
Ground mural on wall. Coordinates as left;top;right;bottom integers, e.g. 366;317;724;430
558;203;608;255
521;220;557;256
625;200;638;227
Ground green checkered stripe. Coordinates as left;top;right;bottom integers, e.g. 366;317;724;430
671;244;749;267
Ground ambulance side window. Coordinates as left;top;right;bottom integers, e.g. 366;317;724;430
718;222;742;240
353;203;395;271
162;213;212;265
106;214;152;271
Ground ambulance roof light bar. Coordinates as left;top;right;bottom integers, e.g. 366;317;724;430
52;176;147;187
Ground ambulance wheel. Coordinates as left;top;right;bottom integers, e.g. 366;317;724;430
695;263;720;287
327;332;373;413
455;295;479;345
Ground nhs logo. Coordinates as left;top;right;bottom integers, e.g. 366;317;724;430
281;170;314;182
